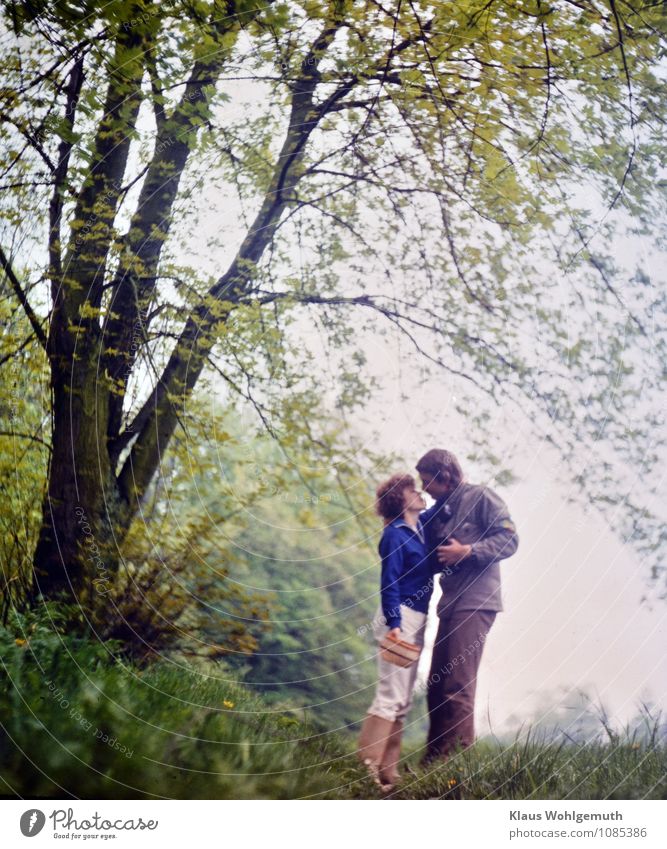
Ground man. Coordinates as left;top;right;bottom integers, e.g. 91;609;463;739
417;448;518;763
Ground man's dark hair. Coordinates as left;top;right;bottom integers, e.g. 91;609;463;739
415;449;464;488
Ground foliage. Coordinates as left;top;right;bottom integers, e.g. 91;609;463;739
76;404;276;665
0;346;385;695
0;275;49;620
0;0;665;601
110;395;387;727
0;607;353;799
228;475;381;730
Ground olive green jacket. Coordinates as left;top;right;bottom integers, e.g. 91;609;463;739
421;482;518;615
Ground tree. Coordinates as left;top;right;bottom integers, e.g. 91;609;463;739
0;0;665;604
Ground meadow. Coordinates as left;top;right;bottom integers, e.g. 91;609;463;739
2;610;664;801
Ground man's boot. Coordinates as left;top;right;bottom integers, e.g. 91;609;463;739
356;713;394;785
378;718;404;790
420;746;445;768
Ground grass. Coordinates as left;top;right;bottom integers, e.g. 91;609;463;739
388;733;667;800
1;612;665;800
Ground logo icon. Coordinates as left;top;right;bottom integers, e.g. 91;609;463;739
20;809;46;837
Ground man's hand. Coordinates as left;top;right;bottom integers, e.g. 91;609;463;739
387;627;401;640
436;537;473;566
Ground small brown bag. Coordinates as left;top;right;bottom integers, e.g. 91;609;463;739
379;633;421;668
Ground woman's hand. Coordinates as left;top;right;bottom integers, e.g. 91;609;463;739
387;627;401;640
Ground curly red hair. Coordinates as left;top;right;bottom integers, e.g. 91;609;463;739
375;474;415;521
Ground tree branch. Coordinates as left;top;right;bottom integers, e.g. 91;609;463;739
104;4;267;459
53;11;146;339
0;246;48;351
116;5;351;509
48;53;85;284
0;430;51;453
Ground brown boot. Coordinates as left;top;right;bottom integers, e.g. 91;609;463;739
378;718;404;790
356;713;394;785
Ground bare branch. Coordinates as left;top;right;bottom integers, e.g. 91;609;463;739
48;53;85;283
0;246;48;351
0;430;51;453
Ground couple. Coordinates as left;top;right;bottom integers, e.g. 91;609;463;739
357;448;519;791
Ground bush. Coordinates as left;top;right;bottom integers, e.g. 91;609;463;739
0;608;357;799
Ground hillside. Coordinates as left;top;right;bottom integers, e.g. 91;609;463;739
1;618;665;800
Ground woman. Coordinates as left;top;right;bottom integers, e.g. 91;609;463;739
356;473;434;791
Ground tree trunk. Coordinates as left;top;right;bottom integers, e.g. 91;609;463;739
30;10;345;603
32;345;124;602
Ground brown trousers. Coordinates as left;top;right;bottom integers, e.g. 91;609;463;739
425;608;496;759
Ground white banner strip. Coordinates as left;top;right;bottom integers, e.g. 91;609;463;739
2;799;666;848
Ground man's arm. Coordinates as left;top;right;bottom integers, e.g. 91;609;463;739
469;486;519;566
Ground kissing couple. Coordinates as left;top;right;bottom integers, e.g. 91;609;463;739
356;448;519;792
